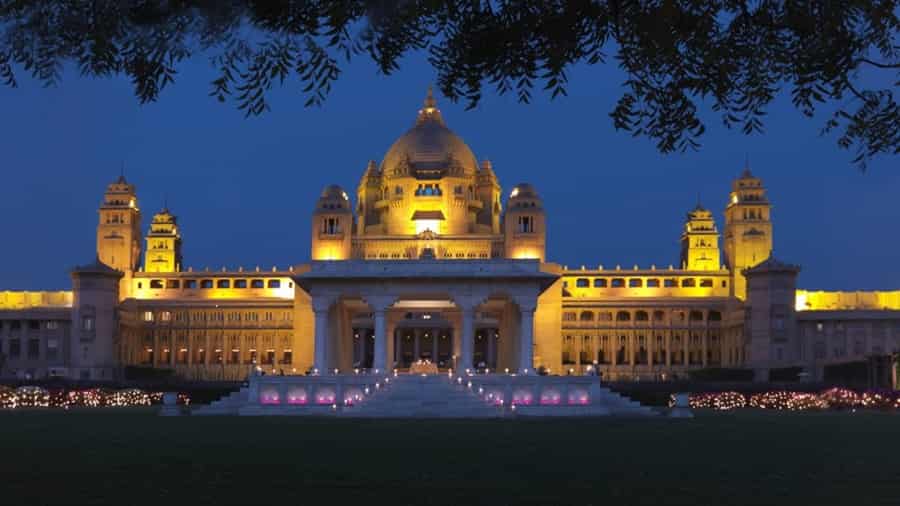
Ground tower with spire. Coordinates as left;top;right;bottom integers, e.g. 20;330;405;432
143;206;182;273
96;174;142;274
680;201;721;271
724;163;773;300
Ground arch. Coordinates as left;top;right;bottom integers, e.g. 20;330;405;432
575;278;589;288
629;278;643;288
593;278;607;288
579;311;594;322
681;278;696;287
708;310;722;321
635;310;649;321
615;311;630;321
611;278;625;288
689;310;704;321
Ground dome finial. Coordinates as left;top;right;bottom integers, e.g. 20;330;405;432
742;153;753;178
424;84;436;108
416;84;444;125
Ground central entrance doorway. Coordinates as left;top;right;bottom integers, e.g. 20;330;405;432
395;326;454;369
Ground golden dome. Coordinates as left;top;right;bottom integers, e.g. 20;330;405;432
380;87;478;179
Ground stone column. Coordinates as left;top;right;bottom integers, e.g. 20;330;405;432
514;296;537;374
312;296;333;374
413;328;421;362
702;329;709;367
366;296;395;373
432;329;439;362
460;307;475;372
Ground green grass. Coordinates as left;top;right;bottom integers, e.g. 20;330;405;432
1;409;898;505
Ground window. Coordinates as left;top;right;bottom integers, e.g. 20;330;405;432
575;278;589;288
562;312;576;322
635;311;649;321
142;311;154;322
282;349;293;364
629;278;643;288
234;279;248;289
217;280;230;289
150;280;164;289
46;339;58;360
200;279;213;289
517;216;534;233
593;278;607;288
646;279;660;288
185;279;197;289
681;278;696;287
598;312;612;321
46;320;59;330
230;348;240;364
160;311;171;322
251;279;265;289
708;311;722;321
454;185;463;195
395;186;403;196
10;320;21;330
611;278;625;288
267;279;281;288
27;339;39;358
166;280;180;289
689;310;704;321
699;278;713;288
664;278;677;287
81;316;95;331
28;320;40;330
579;311;594;322
263;350;275;365
616;311;630;321
322;217;340;234
9;339;20;358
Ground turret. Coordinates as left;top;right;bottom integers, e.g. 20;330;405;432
724;167;773;299
311;185;353;260
743;257;800;381
680;204;721;271
70;259;123;380
504;183;546;261
143;207;182;273
96;175;141;298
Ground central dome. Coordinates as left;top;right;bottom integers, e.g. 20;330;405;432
380;88;478;179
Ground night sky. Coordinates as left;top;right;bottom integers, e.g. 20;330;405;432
2;52;897;291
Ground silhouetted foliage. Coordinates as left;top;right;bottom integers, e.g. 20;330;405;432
1;1;897;168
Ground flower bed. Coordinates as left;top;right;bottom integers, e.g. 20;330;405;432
0;387;190;409
668;388;900;411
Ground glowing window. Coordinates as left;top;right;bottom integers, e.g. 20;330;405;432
142;311;153;322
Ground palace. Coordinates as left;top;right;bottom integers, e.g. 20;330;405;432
1;89;898;384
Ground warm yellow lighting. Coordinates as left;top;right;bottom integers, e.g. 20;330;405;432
510;188;519;198
795;289;900;311
731;194;738;204
414;219;440;234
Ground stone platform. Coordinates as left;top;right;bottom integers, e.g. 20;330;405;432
193;373;656;417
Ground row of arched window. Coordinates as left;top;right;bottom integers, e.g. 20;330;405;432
140;278;289;290
569;277;726;289
563;309;722;322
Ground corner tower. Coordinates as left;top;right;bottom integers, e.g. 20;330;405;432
724;167;773;299
143;208;182;273
311;185;353;260
680;204;721;271
504;183;546;261
96;175;142;275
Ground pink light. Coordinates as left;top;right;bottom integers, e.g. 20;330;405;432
540;390;561;405
287;388;308;405
260;390;280;405
512;390;533;406
568;389;590;405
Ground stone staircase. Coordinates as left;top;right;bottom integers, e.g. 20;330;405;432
193;387;248;416
344;375;504;418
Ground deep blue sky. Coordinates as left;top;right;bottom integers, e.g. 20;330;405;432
1;52;897;291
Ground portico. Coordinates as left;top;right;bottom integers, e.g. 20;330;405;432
295;259;557;374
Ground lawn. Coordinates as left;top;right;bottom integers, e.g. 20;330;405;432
1;409;897;505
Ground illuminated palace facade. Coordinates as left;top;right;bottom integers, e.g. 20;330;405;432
1;90;898;383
